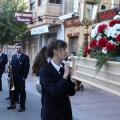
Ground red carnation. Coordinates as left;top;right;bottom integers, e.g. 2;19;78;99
106;42;116;51
109;19;120;27
97;38;108;48
116;34;120;41
84;46;90;54
97;24;107;33
89;40;97;48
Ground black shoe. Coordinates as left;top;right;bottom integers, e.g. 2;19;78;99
0;89;2;91
80;84;84;91
16;101;20;104
18;108;25;112
7;105;16;109
6;97;10;100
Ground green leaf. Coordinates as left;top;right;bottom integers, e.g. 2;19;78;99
0;0;29;45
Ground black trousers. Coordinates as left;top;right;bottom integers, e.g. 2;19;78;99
9;83;15;106
14;77;26;109
0;70;4;90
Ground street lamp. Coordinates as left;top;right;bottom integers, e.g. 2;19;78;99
79;0;101;56
74;0;101;91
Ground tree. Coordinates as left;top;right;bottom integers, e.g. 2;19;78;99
0;0;29;45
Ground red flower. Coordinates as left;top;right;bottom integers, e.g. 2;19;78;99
97;24;107;33
106;42;116;51
89;40;97;48
109;19;120;27
84;46;90;54
116;34;120;41
97;38;108;48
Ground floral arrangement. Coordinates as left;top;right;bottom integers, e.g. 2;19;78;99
80;12;120;74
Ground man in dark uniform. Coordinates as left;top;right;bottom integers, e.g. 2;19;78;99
0;46;8;91
7;43;30;112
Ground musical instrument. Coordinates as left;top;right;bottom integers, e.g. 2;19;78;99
8;60;15;91
7;60;16;108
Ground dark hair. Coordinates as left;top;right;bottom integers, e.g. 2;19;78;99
32;39;67;75
71;51;76;56
0;46;3;49
47;39;67;58
32;46;47;76
15;43;23;48
65;55;68;61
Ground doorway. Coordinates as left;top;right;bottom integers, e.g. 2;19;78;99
69;37;78;55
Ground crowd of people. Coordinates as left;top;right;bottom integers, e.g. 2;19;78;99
0;39;82;120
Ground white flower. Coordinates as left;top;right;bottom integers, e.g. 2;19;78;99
102;47;107;54
96;33;102;40
107;24;120;38
109;40;116;45
91;22;108;39
113;15;120;19
113;12;120;19
91;28;97;38
111;30;119;38
104;28;109;35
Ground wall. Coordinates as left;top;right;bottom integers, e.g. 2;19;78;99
57;24;64;40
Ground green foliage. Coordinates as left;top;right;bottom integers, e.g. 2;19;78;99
95;50;117;74
78;46;117;75
0;0;29;45
78;46;84;59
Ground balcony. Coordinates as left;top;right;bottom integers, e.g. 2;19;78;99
28;3;62;29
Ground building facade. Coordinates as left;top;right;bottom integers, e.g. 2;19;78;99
22;0;120;67
23;0;65;67
59;0;120;55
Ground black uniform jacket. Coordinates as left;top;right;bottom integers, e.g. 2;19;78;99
40;62;76;120
12;53;30;80
0;53;8;71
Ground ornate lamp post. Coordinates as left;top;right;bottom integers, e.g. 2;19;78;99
79;0;101;56
75;0;101;91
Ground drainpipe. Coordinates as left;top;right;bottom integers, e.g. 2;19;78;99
62;0;66;15
111;0;114;8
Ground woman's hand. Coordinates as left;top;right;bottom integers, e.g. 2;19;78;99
63;61;71;80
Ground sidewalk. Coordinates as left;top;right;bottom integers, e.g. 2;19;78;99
71;85;120;120
3;72;120;120
1;72;41;120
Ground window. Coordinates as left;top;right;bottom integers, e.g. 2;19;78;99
30;0;35;10
73;0;79;12
49;0;62;4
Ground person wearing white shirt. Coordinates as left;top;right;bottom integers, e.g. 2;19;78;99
40;39;76;120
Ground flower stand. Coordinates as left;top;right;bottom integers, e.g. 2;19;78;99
71;56;120;96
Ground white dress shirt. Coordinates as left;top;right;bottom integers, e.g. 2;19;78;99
0;52;3;57
17;53;22;59
51;60;63;74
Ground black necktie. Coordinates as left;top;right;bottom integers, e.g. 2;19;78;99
17;54;20;59
59;67;64;74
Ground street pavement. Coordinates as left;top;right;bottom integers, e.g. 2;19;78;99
0;73;41;120
1;72;120;120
